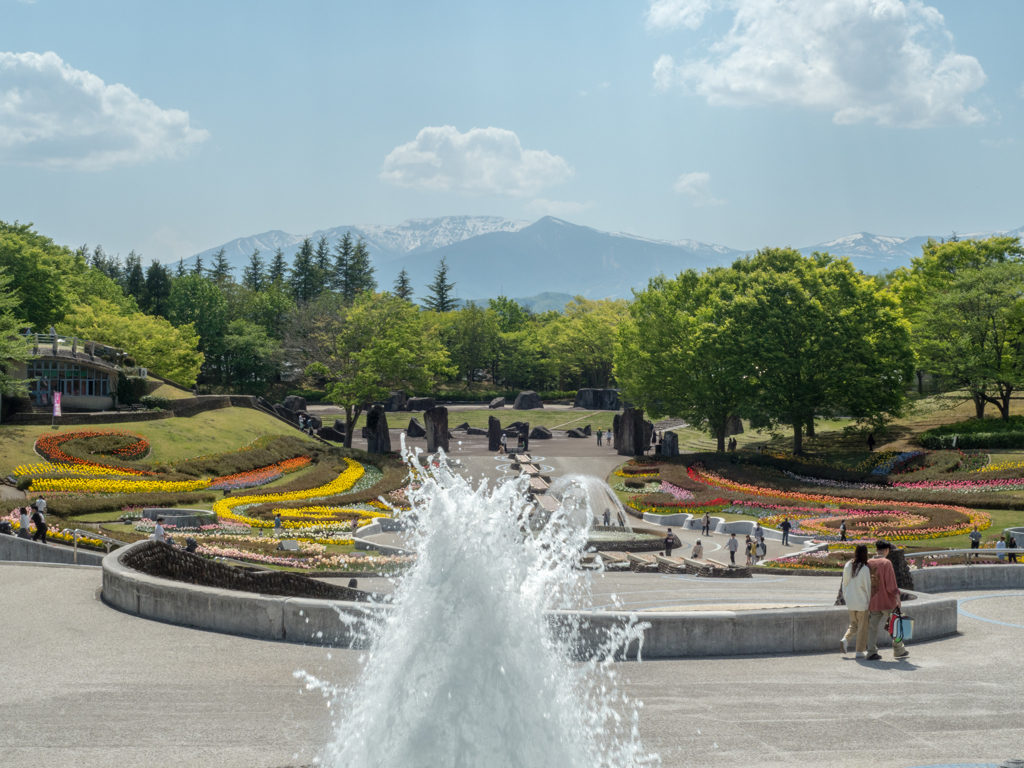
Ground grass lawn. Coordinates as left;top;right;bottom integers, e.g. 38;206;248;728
148;383;195;400
0;407;316;473
444;408;618;432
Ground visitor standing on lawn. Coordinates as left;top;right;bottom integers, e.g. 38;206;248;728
274;513;282;537
726;533;739;565
866;540;909;661
841;544;872;658
780;517;792;546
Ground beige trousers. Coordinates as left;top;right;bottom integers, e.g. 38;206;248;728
842;609;870;653
867;609;906;655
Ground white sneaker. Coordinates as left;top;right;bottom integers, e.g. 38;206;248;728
855;651;866;659
841;638;849;654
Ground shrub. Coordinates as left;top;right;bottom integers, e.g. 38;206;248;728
140;395;172;411
920;431;1024;450
286;388;327;402
116;373;149;405
1;491;218;517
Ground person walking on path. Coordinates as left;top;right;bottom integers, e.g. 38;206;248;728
17;507;31;539
701;511;712;536
968;525;982;562
1010;532;1022;563
691;540;704;560
841;544;872;658
867;433;876;452
35;497;47;515
726;533;739;565
839;520;848;542
745;535;756;565
607;428;613;447
756;538;767;562
30;505;48;544
596;428;603;447
274;513;282;538
780;517;792;547
664;528;680;557
866;540;909;661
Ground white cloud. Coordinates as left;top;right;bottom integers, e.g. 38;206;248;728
673;171;723;204
0;51;208;170
380;125;573;197
646;0;715;30
526;198;595;217
649;0;987;128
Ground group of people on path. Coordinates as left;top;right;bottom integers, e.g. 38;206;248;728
840;540;909;661
12;497;48;543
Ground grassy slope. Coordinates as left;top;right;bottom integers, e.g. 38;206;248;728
148;383;195;400
0;407;315;472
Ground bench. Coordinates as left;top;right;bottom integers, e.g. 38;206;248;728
626;552;657;572
528;477;550;495
655;555;687;574
596;551;627;565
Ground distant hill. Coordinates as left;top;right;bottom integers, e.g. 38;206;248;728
184;216;1024;301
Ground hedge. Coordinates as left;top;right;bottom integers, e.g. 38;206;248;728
920;431;1024;450
1;491;218;517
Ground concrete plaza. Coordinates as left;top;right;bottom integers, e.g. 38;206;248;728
2;562;1022;768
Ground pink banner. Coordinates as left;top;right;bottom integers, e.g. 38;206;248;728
53;392;62;418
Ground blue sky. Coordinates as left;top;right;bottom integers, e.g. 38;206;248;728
1;0;1022;263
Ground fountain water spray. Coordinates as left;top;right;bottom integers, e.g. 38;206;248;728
302;439;658;767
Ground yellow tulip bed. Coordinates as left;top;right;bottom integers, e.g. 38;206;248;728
30;477;212;494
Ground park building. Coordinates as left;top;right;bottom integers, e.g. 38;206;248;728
7;329;126;413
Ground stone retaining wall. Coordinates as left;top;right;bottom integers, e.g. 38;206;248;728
911;564;1024;593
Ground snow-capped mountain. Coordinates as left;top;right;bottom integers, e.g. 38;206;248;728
181;215;530;271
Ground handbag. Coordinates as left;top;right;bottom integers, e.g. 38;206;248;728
887;608;913;643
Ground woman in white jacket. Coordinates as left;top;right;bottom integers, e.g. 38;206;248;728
840;544;872;658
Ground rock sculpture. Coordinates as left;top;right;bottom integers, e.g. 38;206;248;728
407;397;435;411
424;406;449;452
488;416;502;451
365;404;391;454
529;425;552;440
489;397;505;409
617;407;646;456
407;418;426;438
573;388;619;410
513;390;543;410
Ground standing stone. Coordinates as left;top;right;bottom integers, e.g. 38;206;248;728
727;414;744;435
385;390;408;412
574;388;619;410
407;396;435;411
617;407;646;456
365;405;391;454
612;414;622;452
513;390;544;410
489;397;506;409
644;420;654;450
425;406;449;452
282;395;307;412
273;404;298;424
582;424;592;436
529;426;552;440
333;419;347;433
488;416;502;451
661;430;679;457
407;418;426;438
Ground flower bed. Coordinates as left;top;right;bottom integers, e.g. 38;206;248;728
34;431;153;475
687;463;991;540
208;456;312;490
30;477;211;494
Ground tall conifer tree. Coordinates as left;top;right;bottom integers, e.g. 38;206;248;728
332;232;353;293
422;256;457;312
268;248;289;284
242;249;266;292
393;269;414;301
289;238;320;303
208;248;233;285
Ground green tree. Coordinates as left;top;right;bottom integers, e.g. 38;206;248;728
293;292;450;447
0;267;31;402
729;248;913;453
219;319;282;394
444;302;498;387
242;249;266;292
268;247;289;285
422;256;457;312
550;297;629;389
914;261;1024;420
289;238;320;303
168;274;228;382
239;283;295;340
616;272;747;452
314;235;332;276
332;232;353;292
208;248;233;285
59;301;204;386
143;261;173;318
175;258;186;278
340;238;376;302
192;254;204;276
393;268;414;301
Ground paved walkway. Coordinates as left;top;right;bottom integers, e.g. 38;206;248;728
2;563;1023;767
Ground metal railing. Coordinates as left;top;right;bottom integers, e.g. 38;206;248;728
71;529;128;563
